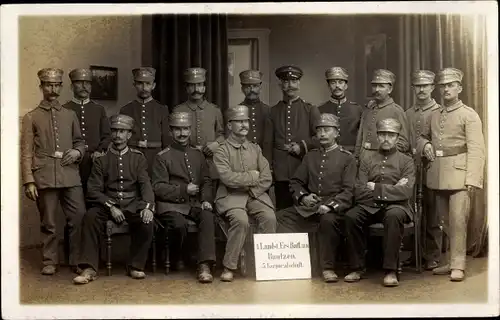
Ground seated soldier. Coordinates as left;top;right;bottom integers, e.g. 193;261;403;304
151;111;216;283
276;113;356;283
344;118;415;287
213;105;277;282
73;114;155;284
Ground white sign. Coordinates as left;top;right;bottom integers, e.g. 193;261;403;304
253;233;312;281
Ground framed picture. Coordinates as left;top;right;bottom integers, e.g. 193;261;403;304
89;65;118;100
364;34;387;99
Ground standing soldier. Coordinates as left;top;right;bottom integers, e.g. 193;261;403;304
238;69;270;152
263;65;321;211
152;112;216;283
63;68;111;195
319;67;364;153
73;114;156;284
214;105;277;282
173;67;226;196
120;67;171;176
276;113;356;283
417;68;485;282
21;68;86;275
355;69;410;164
345;118;415;287
405;70;441;270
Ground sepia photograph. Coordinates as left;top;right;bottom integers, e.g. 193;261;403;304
1;2;498;319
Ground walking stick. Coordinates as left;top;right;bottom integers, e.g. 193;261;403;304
415;162;424;273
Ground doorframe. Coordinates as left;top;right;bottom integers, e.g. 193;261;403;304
227;28;270;105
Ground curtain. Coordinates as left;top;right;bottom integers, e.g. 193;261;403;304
398;14;489;257
151;14;229;114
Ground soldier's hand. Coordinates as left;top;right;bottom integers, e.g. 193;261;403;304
61;149;81;166
396;178;409;186
110;206;126;223
289;142;301;155
301;194;319;207
187;183;200;195
202;145;213;157
91;151;104;161
466;185;477;197
366;182;375;190
24;182;38;201
201;201;213;212
423;143;435;162
317;205;331;215
140;208;154;224
249;170;260;178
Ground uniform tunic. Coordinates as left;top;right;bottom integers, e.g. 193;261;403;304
63;98;111;192
173;99;226;179
354;98;410;161
319;97;364;152
120;98;171;175
20;99;87;266
239;99;270;150
405;99;440;162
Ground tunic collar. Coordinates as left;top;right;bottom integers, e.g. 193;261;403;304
379;147;398;156
442;99;463;113
243;98;261;106
374;97;394;109
109;146;129;156
171;141;189;152
322;144;339;153
226;135;250;149
72;97;91;105
39;99;62;110
329;96;347;105
282;96;300;105
136;96;154;104
414;98;437;111
186;99;206;111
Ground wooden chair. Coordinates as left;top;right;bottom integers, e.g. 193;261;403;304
105;220;157;276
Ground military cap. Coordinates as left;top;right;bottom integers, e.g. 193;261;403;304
325;67;349;81
132;67;156;82
412;70;435;85
69;68;93;82
316;113;340;129
184;67;206;84
437;67;464;85
239;70;263;84
227;105;250;122
275;65;303;81
376;118;402;134
110;114;135;130
169;111;192;127
37;68;64;83
371;69;396;85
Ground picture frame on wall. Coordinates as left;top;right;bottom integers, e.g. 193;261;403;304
364;34;387;99
89;65;118;100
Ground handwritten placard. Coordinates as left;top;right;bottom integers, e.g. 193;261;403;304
253;233;311;281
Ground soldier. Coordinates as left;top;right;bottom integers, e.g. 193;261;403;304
276;113;356;283
405;70;441;270
318;67;364;153
263;65;321;211
238;69;270;152
21;68;86;275
73;114;156;284
354;69;410;164
173;67;226;196
214;105;277;282
344;118;415;287
120;67;171;176
417;68;485;282
151;112;216;283
63;68;111;195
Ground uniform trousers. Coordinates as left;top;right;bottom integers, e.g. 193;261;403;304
434;190;470;270
77;205;154;272
422;186;441;263
36;187;86;266
223;197;277;270
276;207;343;270
79;151;93;197
159;208;216;264
345;205;409;272
274;181;294;211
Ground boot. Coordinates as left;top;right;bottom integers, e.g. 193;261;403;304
73;268;97;285
322;270;339;283
197;263;214;283
220;268;234;282
433;264;451;275
344;271;363;283
41;265;57;276
383;272;399;287
450;269;465;282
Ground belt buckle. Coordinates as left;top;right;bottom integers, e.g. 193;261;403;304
85;144;89;150
435;150;444;157
54;151;64;159
138;140;148;148
364;142;371;149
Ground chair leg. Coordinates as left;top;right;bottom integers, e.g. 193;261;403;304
151;233;156;274
240;248;247;277
165;233;170;275
106;234;112;276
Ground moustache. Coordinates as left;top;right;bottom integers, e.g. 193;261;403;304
191;91;204;95
239;127;249;131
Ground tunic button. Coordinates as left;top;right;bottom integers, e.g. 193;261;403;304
378;196;381;199
142;105;145;107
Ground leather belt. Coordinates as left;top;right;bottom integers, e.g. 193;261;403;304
107;190;138;199
36;150;65;159
434;145;467;157
130;140;162;148
274;145;291;151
